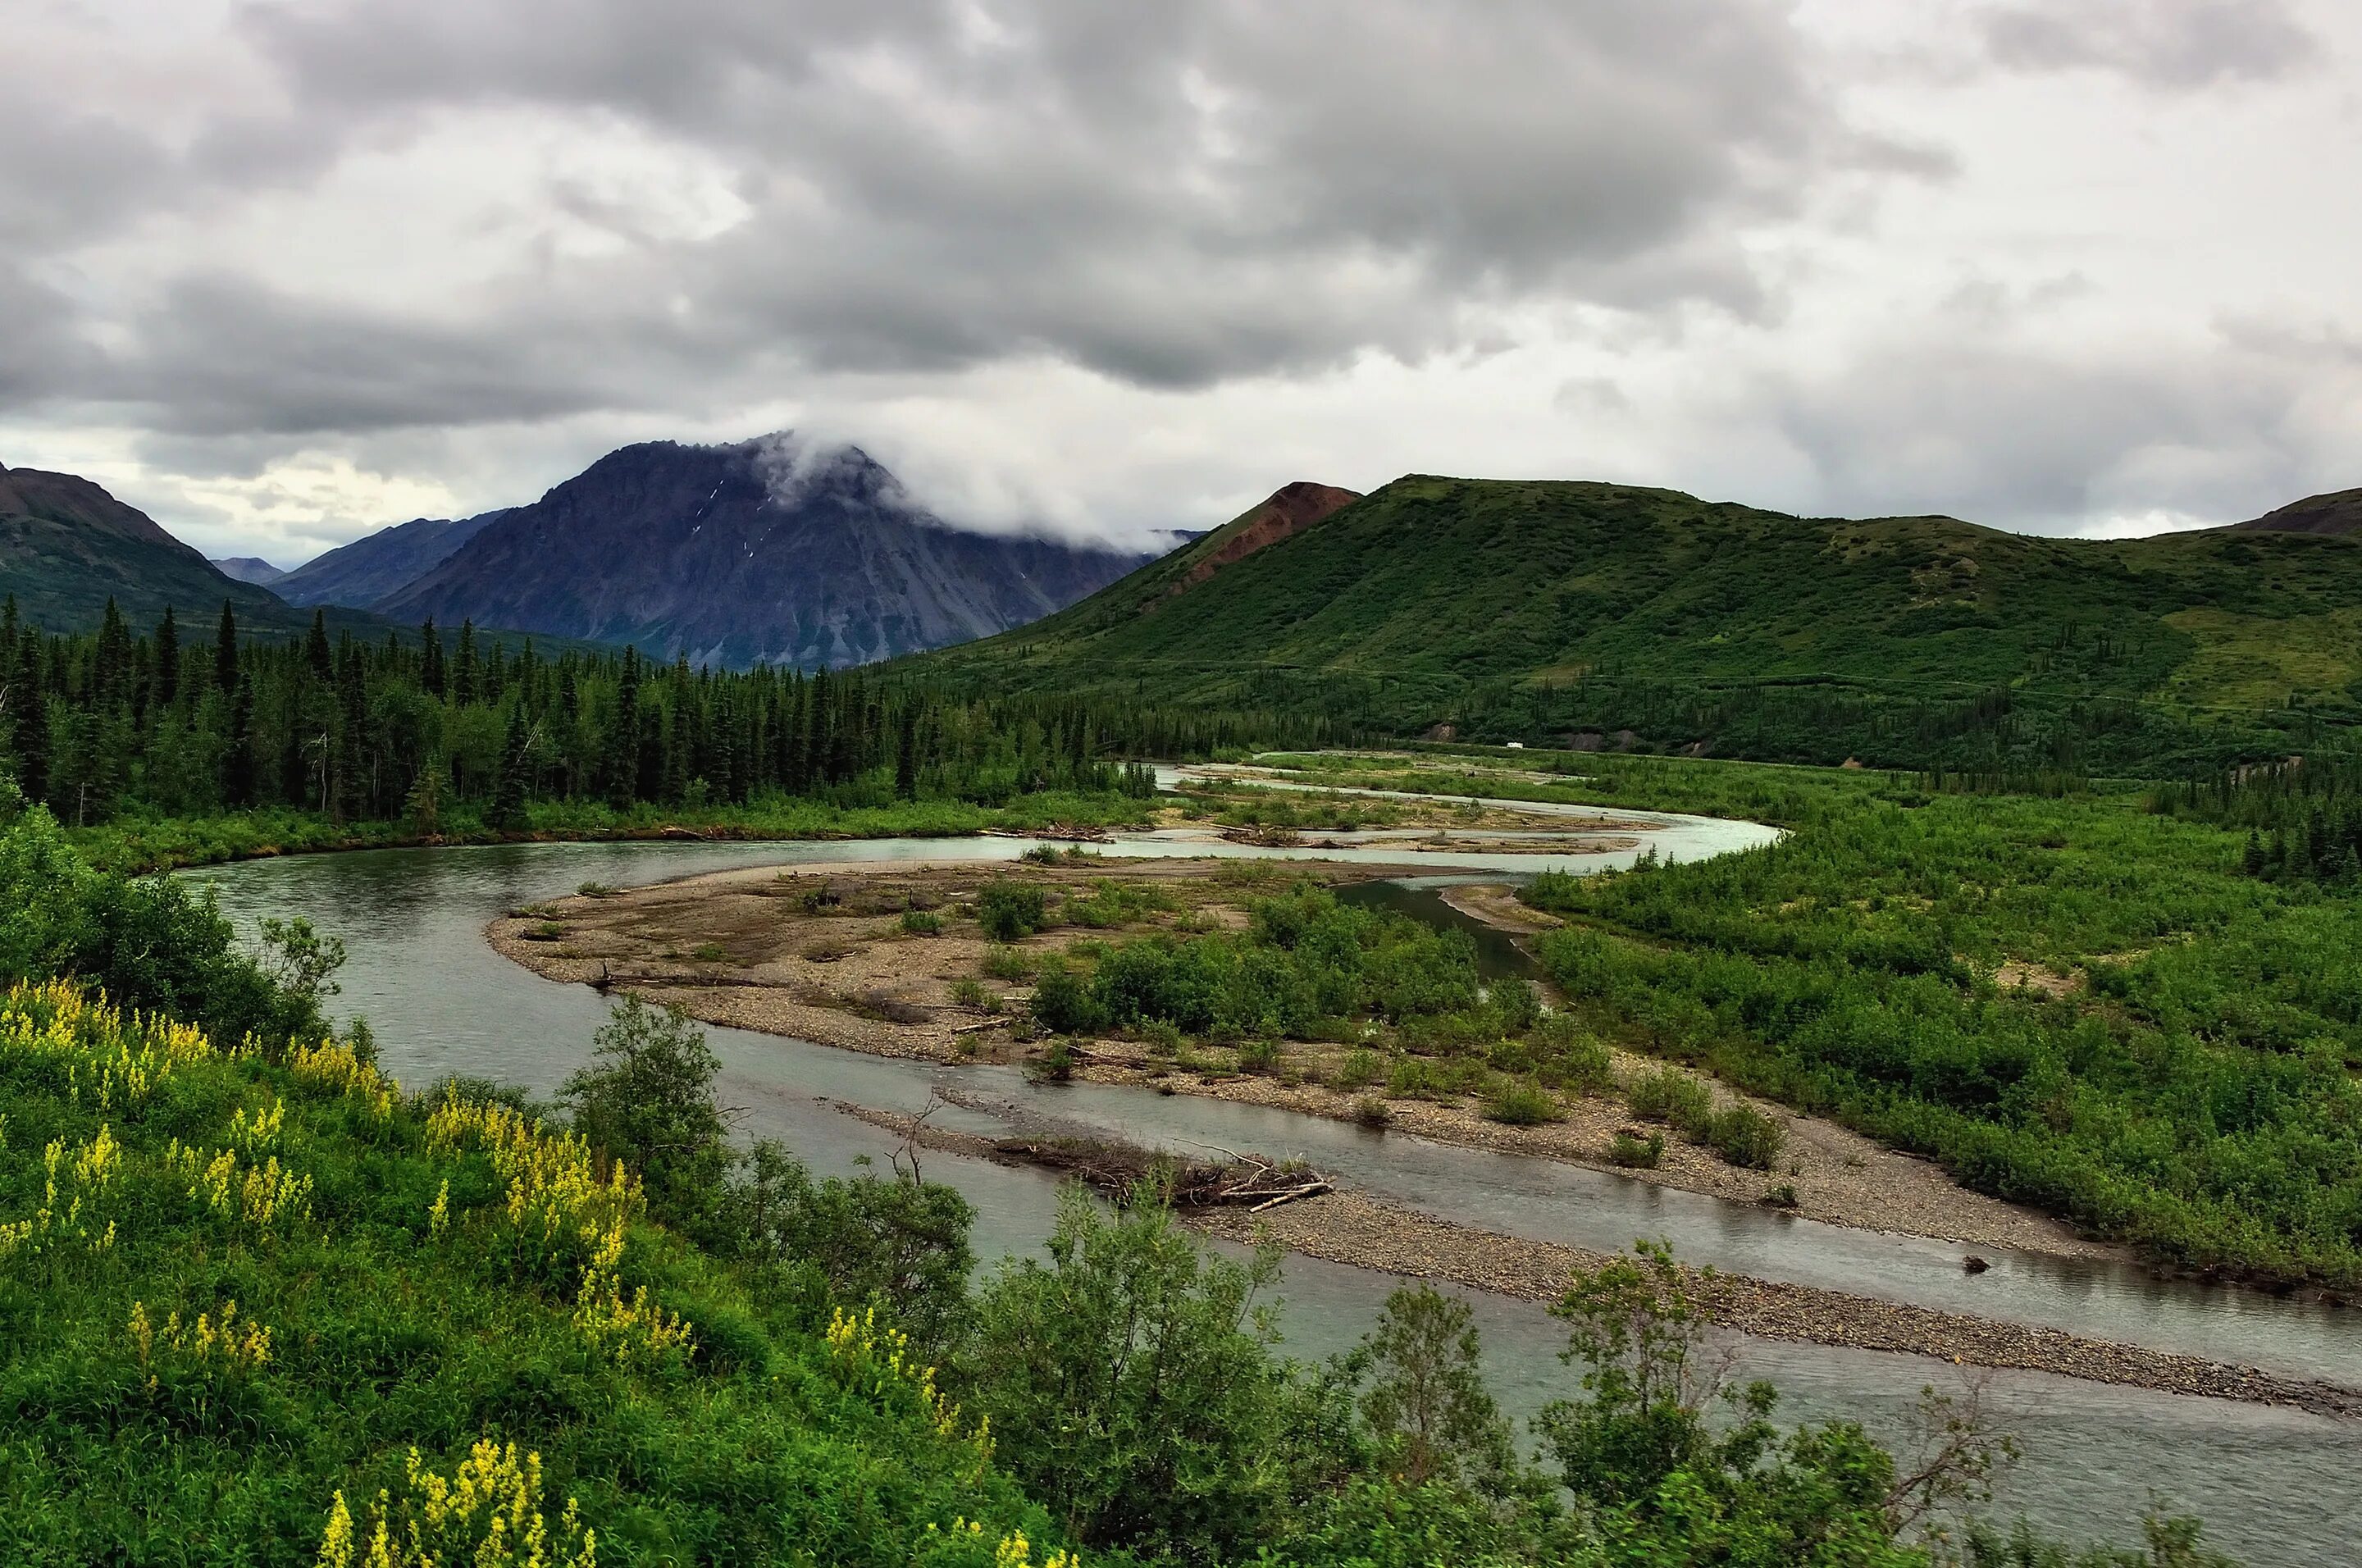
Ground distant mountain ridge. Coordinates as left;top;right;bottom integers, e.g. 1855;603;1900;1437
2231;488;2362;536
913;473;2362;721
211;556;288;586
273;508;509;609
1;462;293;631
378;438;1162;668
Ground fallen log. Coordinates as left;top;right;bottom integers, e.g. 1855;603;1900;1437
989;1136;1331;1210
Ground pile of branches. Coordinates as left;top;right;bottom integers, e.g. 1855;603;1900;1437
992;1137;1330;1211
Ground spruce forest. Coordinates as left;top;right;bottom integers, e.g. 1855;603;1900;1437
0;596;1331;867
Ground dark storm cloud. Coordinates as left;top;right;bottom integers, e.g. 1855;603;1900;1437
0;95;174;250
3;0;1880;435
84;275;659;437
1981;0;2321;89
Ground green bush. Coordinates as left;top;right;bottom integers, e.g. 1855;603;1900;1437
1609;1128;1665;1168
1627;1068;1713;1133
976;878;1049;941
1483;1080;1565;1126
1706;1105;1787;1171
1028;959;1108;1035
1488;976;1542;1032
1388;1055;1442;1098
1538;1014;1616;1096
899;907;944;936
966;1191;1288;1560
1238;1038;1282;1074
1331;1047;1384;1089
982;945;1037;981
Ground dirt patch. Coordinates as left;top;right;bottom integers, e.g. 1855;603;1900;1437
1160;481;1361;603
1993;959;2082;999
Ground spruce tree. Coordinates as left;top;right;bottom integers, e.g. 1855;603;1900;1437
305;609;333;683
91;599;131;709
454;620;477;706
420;620;446;698
153;606;179;708
490;706;533;830
215;601;239;692
222;676;257;807
11;651;48;804
604;650;641;808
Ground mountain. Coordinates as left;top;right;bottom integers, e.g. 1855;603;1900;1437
273;508;510;609
2230;488;2362;536
377;438;1163;668
210;556;288;586
0;462;294;631
912;474;2362;721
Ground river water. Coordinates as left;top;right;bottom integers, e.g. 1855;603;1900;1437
185;821;2361;1565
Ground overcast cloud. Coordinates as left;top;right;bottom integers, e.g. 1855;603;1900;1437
2;0;2357;563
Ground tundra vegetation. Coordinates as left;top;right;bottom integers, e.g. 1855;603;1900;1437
1245;749;2362;1289
0;788;2239;1565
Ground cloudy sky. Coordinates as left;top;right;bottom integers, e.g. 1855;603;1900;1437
5;0;2360;565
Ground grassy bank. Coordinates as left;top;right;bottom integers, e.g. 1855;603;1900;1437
0;980;1065;1564
67;790;1162;876
1395;756;2362;1289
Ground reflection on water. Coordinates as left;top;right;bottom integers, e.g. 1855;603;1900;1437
187;833;2362;1566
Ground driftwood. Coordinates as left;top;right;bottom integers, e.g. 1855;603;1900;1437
990;1137;1330;1210
982;823;1113;842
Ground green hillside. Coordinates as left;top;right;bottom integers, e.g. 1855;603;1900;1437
1;463;295;632
911;477;2362;768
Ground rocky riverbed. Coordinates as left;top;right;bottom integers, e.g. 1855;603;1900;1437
843;1105;2360;1420
1192;1191;2362;1420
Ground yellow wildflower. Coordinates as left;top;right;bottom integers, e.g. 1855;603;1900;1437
321;1441;595;1567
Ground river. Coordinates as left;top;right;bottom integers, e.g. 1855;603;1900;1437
185;817;2360;1565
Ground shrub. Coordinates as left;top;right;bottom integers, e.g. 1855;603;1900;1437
1138;1019;1185;1054
796;882;841;913
1019;843;1066;865
1331;1047;1384;1090
1483;1081;1564;1126
560;996;730;1233
1538;1015;1616;1096
967;1190;1288;1559
1387;1055;1441;1098
1608;1128;1665;1168
1627;1068;1713;1134
1761;1183;1799;1209
983;946;1037;981
1354;1096;1393;1128
977;879;1050;941
1237;1039;1280;1075
576;880;617;897
1030;960;1109;1035
1706;1105;1787;1171
1486;1039;1536;1075
898;908;944;936
1488;977;1541;1032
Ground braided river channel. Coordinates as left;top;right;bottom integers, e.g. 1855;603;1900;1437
187;782;2360;1565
